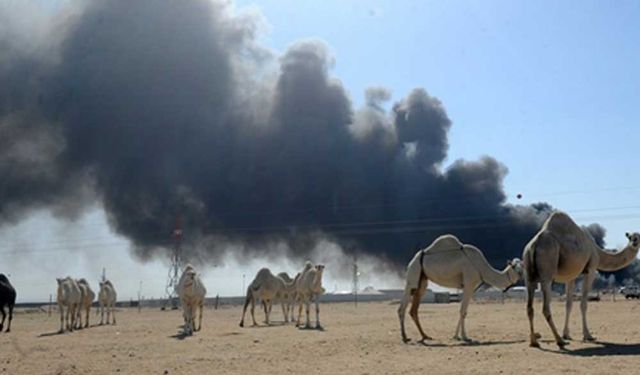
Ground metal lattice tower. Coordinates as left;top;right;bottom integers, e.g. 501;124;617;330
163;218;183;310
352;255;359;307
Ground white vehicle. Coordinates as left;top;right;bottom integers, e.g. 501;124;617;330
621;285;640;299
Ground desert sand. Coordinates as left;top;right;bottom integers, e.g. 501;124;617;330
2;299;640;374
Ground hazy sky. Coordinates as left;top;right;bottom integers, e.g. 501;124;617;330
3;0;640;302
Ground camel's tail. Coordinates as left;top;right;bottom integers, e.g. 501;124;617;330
525;238;538;282
404;250;427;291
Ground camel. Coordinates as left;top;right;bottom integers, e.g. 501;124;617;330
56;277;81;333
295;263;326;329
0;274;16;333
277;272;297;323
75;279;95;329
239;268;292;327
176;264;207;335
98;280;117;325
397;235;522;343
523;211;640;348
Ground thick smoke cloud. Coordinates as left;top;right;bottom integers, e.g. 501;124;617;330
3;0;631;278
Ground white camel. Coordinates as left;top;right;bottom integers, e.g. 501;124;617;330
295;263;326;329
523;211;640;348
398;235;522;343
56;277;81;333
98;280;117;325
177;264;207;335
239;268;292;327
277;272;297;323
75;278;95;329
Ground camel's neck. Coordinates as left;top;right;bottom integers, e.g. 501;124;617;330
597;244;639;272
465;247;514;290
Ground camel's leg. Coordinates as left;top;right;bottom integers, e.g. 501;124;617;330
85;304;90;328
314;294;322;329
304;298;311;328
541;281;566;349
455;283;475;342
0;305;5;332
526;280;539;347
239;292;251;327
408;276;431;342
250;297;258;326
111;303;116;325
6;304;13;332
397;288;414;342
282;302;288;323
100;303;105;325
562;280;575;340
580;270;597;342
59;305;65;333
296;296;304;327
265;299;272;325
197;302;203;331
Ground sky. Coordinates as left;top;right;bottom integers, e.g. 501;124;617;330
2;0;640;302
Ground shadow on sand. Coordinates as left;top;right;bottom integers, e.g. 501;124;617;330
538;341;640;356
410;339;525;348
169;332;190;340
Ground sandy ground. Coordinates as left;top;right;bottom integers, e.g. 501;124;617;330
2;299;640;374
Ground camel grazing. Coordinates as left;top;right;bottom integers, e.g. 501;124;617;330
277;272;297;323
239;268;292;327
56;277;81;333
98;280;117;325
176;264;206;335
398;235;522;343
523;211;640;348
295;263;326;329
75;279;95;329
0;274;16;333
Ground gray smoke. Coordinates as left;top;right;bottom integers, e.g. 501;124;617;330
0;0;609;273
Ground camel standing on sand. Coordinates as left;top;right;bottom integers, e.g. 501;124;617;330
177;264;207;335
295;263;326;329
523;211;640;348
0;274;16;333
239;268;292;327
277;272;297;323
75;279;95;329
398;235;522;343
57;277;81;333
98;280;117;325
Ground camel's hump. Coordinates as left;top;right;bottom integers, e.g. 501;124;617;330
543;211;581;235
424;234;463;253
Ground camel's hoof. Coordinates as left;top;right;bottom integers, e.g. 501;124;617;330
402;337;411;344
5;329;10;333
583;336;596;342
316;325;324;331
562;334;572;340
529;341;540;348
239;322;244;328
557;340;569;349
534;332;542;339
422;335;433;341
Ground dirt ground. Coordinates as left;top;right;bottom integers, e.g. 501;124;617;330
2;298;640;374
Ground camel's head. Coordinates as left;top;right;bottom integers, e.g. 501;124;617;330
56;278;63;285
626;232;640;248
506;258;523;285
182;269;197;288
315;264;325;274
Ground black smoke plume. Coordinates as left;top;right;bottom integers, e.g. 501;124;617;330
2;0;630;277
